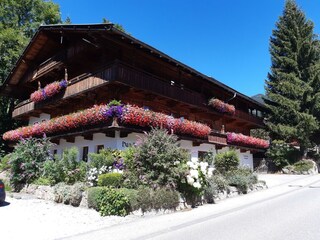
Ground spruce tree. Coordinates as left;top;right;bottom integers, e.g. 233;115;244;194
265;0;320;156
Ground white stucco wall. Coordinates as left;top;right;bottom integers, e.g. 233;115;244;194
29;113;51;125
51;130;253;169
52;131;145;160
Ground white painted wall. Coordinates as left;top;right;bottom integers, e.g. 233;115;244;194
51;130;253;169
52;131;144;160
29;113;51;125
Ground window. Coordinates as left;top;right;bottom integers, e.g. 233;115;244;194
97;145;104;153
82;146;89;162
198;151;208;161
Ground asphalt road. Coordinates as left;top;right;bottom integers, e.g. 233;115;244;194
151;181;320;240
64;174;320;240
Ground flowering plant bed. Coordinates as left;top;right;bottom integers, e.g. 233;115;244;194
3;102;211;141
227;132;269;149
208;98;235;115
30;79;68;103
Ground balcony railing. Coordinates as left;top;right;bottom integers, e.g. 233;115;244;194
12;62;264;127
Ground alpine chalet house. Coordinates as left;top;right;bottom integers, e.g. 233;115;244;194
0;24;268;169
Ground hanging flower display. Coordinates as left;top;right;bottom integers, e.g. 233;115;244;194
121;105;212;138
3;101;212;141
227;132;269;149
208;98;235;115
30;79;68;103
3;104;108;141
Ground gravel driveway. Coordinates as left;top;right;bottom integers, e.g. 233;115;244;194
0;194;139;240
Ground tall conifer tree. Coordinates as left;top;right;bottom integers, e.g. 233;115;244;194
265;0;320;156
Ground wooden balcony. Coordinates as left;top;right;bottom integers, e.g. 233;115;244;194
13;62;264;128
12;75;109;118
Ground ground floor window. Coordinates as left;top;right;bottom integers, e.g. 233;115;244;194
82;146;89;162
97;144;104;153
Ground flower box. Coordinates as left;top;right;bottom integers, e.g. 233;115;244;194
121;105;212;138
3;102;212;141
208;98;235;115
30;79;68;103
226;132;269;149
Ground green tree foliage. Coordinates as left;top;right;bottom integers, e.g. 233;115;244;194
102;17;127;33
266;140;300;170
265;0;320;156
0;0;61;154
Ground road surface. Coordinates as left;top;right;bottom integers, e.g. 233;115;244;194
63;174;320;240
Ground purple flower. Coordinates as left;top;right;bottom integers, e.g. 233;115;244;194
59;79;68;88
41;89;47;99
103;105;123;119
113;158;124;170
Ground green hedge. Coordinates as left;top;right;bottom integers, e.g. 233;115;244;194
97;173;123;188
87;187;180;215
87;187;130;216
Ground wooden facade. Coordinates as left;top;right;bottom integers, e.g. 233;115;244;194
0;24;267;157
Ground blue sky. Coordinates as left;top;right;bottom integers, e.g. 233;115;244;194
54;0;320;97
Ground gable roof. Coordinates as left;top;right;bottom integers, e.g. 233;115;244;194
0;23;265;109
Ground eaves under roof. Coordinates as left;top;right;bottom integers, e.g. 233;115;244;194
0;23;265;108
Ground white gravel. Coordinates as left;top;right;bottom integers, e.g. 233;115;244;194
0;195;139;240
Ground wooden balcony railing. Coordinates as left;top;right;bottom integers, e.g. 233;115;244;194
116;64;206;107
12;75;108;118
13;62;264;127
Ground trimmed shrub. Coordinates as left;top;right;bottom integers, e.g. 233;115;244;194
119;188;139;212
153;188;180;211
136;187;154;213
96;187;130;216
214;150;239;174
293;160;314;172
98;172;123;188
87;187;105;210
136;187;180;213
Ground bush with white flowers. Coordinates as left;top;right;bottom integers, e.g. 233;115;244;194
186;158;214;189
87;166;109;186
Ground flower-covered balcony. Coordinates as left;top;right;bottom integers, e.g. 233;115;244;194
5;101;269;151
